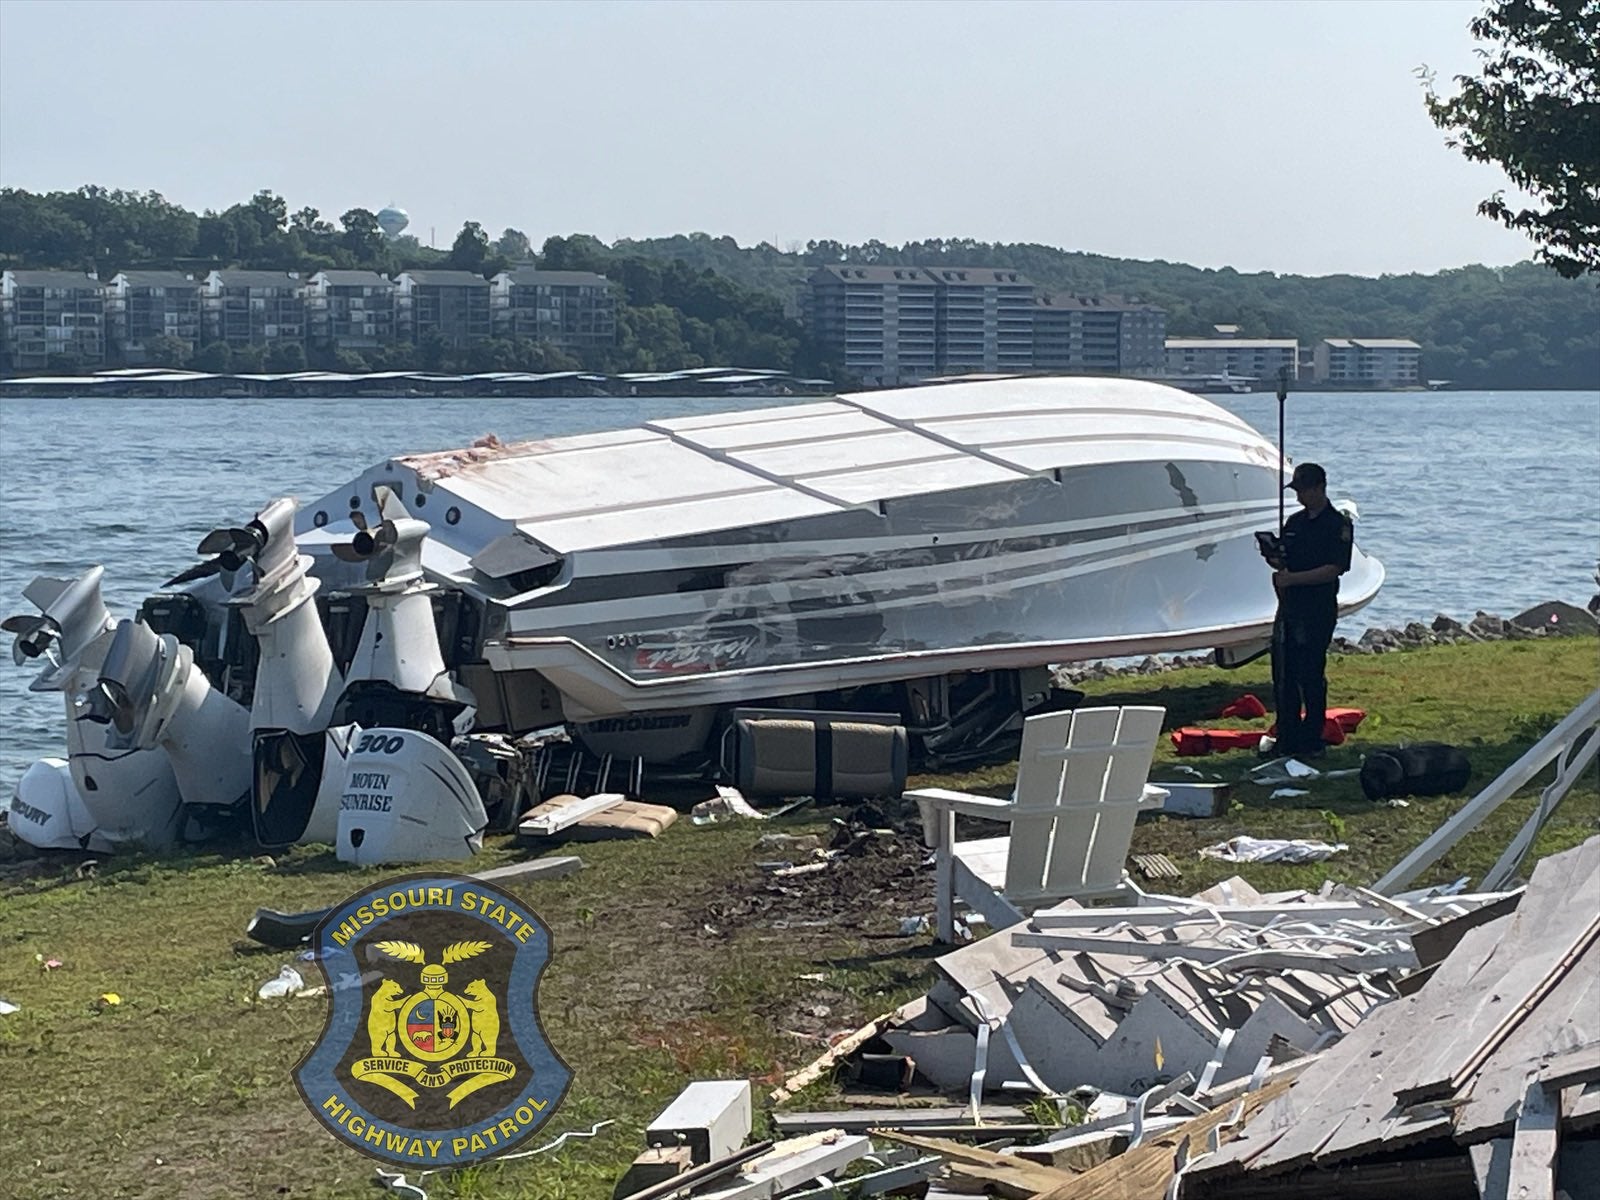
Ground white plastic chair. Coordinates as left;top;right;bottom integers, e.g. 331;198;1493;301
909;705;1168;942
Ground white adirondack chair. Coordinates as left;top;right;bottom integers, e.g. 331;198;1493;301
909;705;1168;942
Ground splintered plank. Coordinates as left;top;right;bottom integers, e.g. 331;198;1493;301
868;1130;1074;1200
1028;1074;1295;1200
1453;939;1600;1144
1240;914;1517;1172
1505;1074;1559;1200
1389;840;1600;1107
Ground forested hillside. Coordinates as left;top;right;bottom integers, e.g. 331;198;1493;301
2;187;1595;387
617;234;1599;389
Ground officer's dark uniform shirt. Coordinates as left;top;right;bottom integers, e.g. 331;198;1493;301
1280;505;1353;621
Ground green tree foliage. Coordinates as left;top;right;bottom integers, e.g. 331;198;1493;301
339;208;385;265
190;341;231;372
1;187;1594;385
448;221;490;271
494;228;533;261
141;334;191;368
264;340;307;372
1424;0;1600;278
617;234;1598;388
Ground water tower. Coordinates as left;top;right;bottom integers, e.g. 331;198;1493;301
376;205;410;240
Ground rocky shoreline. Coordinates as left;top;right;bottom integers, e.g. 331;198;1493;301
1054;598;1600;684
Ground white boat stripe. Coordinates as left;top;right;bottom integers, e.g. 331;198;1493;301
570;498;1281;575
506;508;1275;632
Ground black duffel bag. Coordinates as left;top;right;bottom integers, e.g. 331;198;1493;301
1360;743;1473;801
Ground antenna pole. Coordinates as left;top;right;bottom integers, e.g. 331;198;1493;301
1276;366;1289;537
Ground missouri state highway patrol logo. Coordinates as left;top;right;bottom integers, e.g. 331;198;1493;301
294;875;570;1167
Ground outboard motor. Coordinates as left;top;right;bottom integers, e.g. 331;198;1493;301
329;486;485;864
84;618;252;822
3;568;181;851
170;498;353;847
336;727;487;864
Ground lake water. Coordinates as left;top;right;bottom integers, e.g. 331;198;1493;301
1;388;1596;795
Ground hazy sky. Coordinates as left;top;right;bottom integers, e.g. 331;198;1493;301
0;0;1537;277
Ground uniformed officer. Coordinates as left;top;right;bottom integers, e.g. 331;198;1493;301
1269;462;1353;758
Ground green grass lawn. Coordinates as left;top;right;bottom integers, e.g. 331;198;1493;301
0;637;1594;1198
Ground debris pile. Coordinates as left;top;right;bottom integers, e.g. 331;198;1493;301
1186;836;1600;1199
855;877;1510;1100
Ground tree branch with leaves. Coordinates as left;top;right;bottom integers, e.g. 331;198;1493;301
1424;0;1600;278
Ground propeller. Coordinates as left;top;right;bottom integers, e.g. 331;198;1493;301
165;522;269;588
332;486;425;584
2;613;61;666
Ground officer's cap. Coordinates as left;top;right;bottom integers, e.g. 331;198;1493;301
1286;462;1327;491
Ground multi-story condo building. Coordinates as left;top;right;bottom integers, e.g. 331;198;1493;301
804;265;938;386
1033;293;1168;374
304;270;396;352
923;267;1035;375
1313;338;1422;387
202;270;305;348
0;270;105;372
490;269;617;352
105;271;202;363
1164;335;1300;382
395;270;492;347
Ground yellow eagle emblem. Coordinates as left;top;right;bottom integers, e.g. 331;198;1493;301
353;940;514;1108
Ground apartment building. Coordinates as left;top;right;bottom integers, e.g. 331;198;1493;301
0;270;105;371
202;270;305;348
304;270;396;351
804;265;938;386
1163;335;1300;382
395;270;492;347
1033;293;1168;374
923;267;1035;375
105;271;202;363
1314;338;1422;387
490;269;616;352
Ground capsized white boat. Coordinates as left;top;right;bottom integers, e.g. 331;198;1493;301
6;377;1383;857
293;376;1383;761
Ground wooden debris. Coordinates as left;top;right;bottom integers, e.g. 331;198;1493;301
518;792;630;837
1131;852;1181;881
1390;841;1600;1105
621;1140;774;1200
1409;888;1523;968
1538;1042;1600;1090
770;1004;912;1103
613;1146;691;1199
870;1129;1076;1199
1506;1072;1558;1200
1029;1075;1295;1200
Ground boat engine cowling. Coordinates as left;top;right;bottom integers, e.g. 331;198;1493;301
8;758;121;853
4;569;183;851
86;618;252;815
335;727;487;864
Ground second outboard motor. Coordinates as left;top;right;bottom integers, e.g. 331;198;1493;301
169;498;353;847
3;568;181;851
85;619;252;825
327;486;485;864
